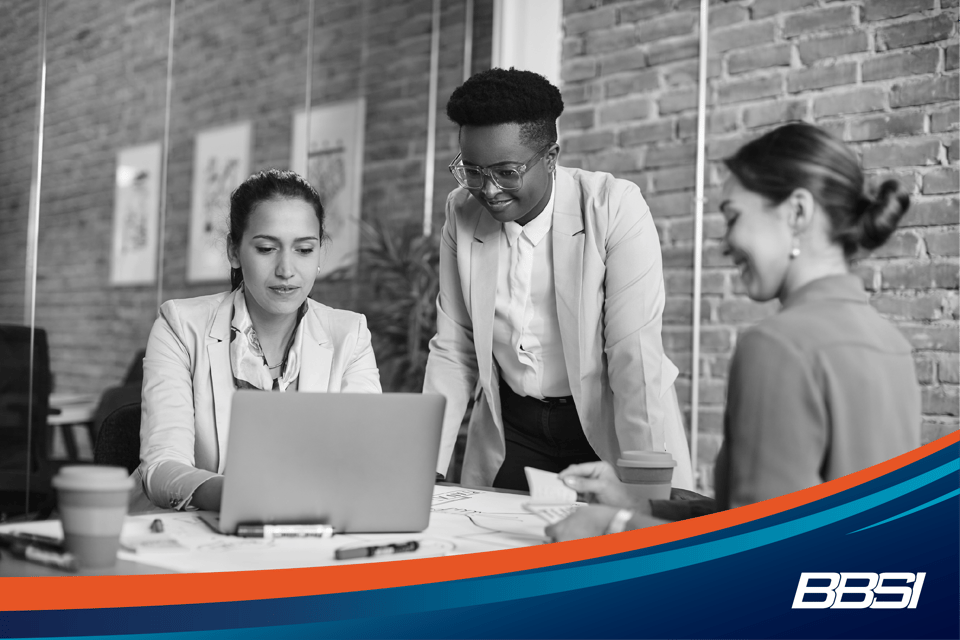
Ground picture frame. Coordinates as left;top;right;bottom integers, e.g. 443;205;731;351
110;142;162;285
291;98;366;279
187;121;252;283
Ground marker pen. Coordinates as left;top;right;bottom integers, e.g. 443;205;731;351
235;524;335;539
7;543;79;572
334;540;419;560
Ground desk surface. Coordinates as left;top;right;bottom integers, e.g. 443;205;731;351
0;485;551;576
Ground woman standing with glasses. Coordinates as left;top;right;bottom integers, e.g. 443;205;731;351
424;68;694;491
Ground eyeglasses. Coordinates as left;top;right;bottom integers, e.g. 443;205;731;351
448;144;553;191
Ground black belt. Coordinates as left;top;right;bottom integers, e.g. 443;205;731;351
500;378;573;407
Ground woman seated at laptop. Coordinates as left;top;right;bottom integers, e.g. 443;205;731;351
545;123;921;541
131;169;381;512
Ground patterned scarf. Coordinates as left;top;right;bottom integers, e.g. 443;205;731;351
229;287;306;392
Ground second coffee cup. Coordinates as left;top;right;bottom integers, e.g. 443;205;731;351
616;450;676;501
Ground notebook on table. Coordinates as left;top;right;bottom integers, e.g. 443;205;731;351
200;391;445;535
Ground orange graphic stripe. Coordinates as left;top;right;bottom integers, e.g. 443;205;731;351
2;431;956;612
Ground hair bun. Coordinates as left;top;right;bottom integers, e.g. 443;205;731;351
857;179;910;251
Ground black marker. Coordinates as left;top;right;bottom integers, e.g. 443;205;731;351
335;540;419;560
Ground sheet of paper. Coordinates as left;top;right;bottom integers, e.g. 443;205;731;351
522;502;581;525
524;467;577;504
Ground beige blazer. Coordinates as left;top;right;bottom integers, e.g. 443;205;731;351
424;167;693;488
131;291;381;510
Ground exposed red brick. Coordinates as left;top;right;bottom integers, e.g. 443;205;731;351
901;197;960;227
925;230;960;257
619;0;674;23
565;7;617;35
583;149;643;173
709;21;776;54
901;325;960;351
947;44;959;72
787;63;858;93
931;105;959;133
564;0;601;13
648;165;697;192
863;138;943;169
729;43;792;75
718;73;783;105
600;97;651;123
881;262;960;290
921;420;960;445
743;99;809;128
560;107;596;130
914;356;937;383
864;0;936;21
872;293;946;321
877;14;956;51
783;6;857;38
799;32;869;65
678;109;740;138
863;47;940;83
923;167;960;195
664;57;722;87
563;129;616;153
658;88;698;114
562;58;598;82
814;87;887;118
940;356;960;383
710;4;749;29
599;48;647;75
891;76;960;109
647;36;700;66
645;142;697;168
637;13;698;44
645;191;694;218
847;112;926;142
922;386;960;416
604;69;659;98
619;120;676;146
870;231;922;258
585;25;637;55
563;36;585;58
750;0;817;19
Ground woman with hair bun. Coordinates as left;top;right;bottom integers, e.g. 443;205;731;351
548;123;921;540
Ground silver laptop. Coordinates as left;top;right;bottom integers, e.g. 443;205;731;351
203;391;445;535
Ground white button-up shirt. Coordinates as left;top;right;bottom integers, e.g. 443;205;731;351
492;180;571;399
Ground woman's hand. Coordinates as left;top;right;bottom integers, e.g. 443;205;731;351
545;505;620;542
559;461;645;510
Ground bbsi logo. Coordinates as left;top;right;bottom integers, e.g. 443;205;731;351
792;572;926;609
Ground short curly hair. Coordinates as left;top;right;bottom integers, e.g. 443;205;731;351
446;68;565;149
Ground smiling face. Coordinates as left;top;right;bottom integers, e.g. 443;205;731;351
227;197;321;322
458;123;556;226
720;175;795;302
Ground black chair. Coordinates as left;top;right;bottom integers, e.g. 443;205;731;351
93;402;142;474
0;324;54;516
90;349;145;443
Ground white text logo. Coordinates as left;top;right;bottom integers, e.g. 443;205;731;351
792;572;926;609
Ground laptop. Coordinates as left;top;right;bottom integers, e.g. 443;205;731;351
201;391;445;535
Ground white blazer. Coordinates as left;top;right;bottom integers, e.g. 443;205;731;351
131;291;381;510
424;167;693;488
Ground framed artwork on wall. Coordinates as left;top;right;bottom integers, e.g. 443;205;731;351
290;98;366;279
187;121;252;283
110;142;162;285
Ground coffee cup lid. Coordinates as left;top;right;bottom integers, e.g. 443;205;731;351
52;465;133;491
617;450;677;468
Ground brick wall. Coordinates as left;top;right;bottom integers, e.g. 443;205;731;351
560;0;959;490
0;0;490;395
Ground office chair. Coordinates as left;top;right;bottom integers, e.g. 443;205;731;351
0;324;54;515
93;402;142;474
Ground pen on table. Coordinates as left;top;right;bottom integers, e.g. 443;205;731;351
334;540;419;561
0;531;65;551
5;541;78;572
235;524;335;539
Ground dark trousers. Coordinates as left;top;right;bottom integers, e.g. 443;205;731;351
493;380;600;491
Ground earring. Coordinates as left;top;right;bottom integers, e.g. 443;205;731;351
317;266;322;274
789;237;801;259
